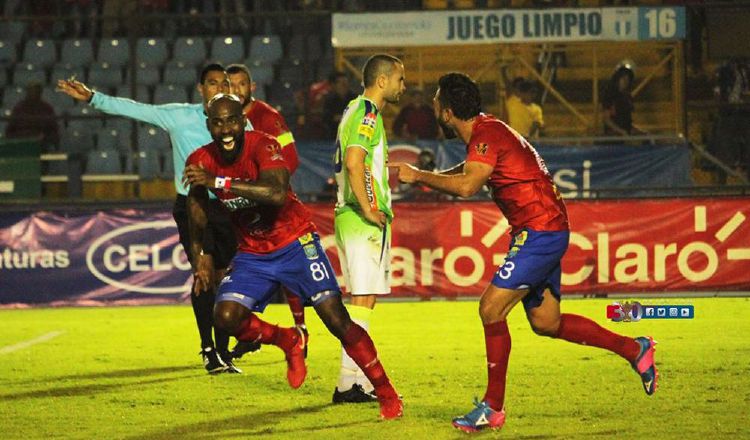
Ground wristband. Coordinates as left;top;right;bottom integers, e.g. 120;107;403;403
214;176;232;190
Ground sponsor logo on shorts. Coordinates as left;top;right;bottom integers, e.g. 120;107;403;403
310;290;336;303
507;246;520;258
303;243;319;260
231;293;245;299
513;230;528;246
297;233;314;245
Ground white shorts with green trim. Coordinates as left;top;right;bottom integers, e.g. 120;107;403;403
334;209;391;296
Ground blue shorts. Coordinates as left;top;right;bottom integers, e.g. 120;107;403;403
216;232;340;313
491;228;569;311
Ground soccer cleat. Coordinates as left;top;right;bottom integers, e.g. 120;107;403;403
297;324;309;359
332;384;379;404
452;399;506;433
219;352;243;374
377;394;403;420
284;326;308;389
200;347;228;375
230;340;262;360
632;336;659;395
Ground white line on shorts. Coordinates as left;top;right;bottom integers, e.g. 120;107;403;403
0;331;65;355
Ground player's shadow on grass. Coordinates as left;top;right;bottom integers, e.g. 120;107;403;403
9;365;198;385
125;403;363;440
0;374;195;401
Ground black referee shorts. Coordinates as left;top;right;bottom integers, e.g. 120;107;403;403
172;194;237;270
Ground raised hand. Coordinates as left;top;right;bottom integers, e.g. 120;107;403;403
56;77;94;102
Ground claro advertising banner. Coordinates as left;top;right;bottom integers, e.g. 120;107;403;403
1;198;748;305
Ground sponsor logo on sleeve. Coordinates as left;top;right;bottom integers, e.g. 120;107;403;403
358;112;377;138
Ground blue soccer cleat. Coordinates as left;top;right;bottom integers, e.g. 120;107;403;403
452;398;506;433
632;336;659;395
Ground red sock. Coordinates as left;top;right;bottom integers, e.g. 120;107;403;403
235;314;297;352
482;321;511;412
556;313;640;361
342;323;397;399
284;288;306;327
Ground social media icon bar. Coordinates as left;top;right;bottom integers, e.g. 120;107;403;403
608;303;694;321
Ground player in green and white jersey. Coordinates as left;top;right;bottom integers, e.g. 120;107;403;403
332;54;406;403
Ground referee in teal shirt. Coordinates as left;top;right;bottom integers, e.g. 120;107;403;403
57;64;252;374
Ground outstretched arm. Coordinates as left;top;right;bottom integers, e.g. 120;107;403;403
438;161;465;175
391;160;492;198
56;78;177;129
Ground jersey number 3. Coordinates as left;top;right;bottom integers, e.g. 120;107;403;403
497;261;516;280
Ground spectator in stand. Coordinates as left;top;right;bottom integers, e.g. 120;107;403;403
322;72;357;139
717;59;749;105
305;75;334;139
5;83;59;150
398;149;448;201
505;79;544;139
602;61;647;136
711;59;750;182
392;88;439;142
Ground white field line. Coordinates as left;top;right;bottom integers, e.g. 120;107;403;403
0;331;65;355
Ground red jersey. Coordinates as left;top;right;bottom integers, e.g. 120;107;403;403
245;99;298;174
186;131;315;254
465;113;569;233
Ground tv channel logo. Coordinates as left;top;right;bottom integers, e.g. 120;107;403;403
607;301;694;322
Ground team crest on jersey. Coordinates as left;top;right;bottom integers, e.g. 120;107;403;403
358;112;377;138
266;144;283;161
475;143;488;155
298;233;314;245
303;243;319;260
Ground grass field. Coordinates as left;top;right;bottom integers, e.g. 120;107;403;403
1;297;749;440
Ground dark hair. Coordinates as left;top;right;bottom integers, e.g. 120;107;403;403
226;63;252;81
437;72;481;120
200;63;226;84
328;71;348;83
517;79;535;94
611;66;634;85
362;54;402;88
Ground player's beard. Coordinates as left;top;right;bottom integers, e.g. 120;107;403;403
438;118;457;139
219;134;243;163
385;93;400;105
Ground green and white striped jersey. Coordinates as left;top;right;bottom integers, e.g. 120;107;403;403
333;95;392;220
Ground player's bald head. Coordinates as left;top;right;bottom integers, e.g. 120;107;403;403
207;93;243;116
362;54;403;88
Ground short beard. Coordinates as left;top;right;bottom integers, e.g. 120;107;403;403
438;118;457;139
218;135;244;163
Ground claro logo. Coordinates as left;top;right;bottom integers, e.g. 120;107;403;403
86;221;191;294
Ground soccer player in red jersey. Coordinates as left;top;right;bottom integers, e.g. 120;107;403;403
391;73;657;432
225;63;306;358
183;94;402;419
